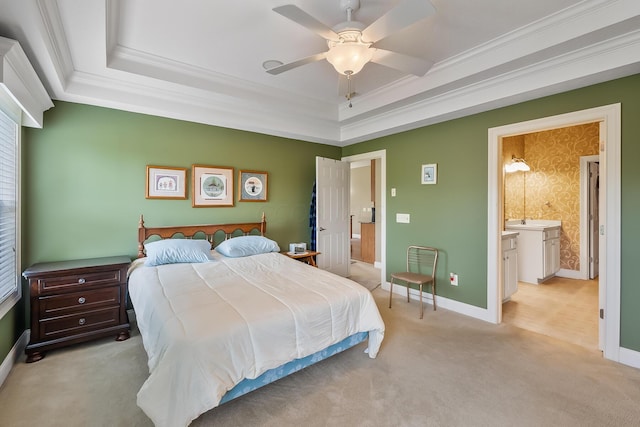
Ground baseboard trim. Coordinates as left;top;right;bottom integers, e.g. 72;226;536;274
556;269;584;280
619;347;640;369
382;282;492;323
0;329;29;388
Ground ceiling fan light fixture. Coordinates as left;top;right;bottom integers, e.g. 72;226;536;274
326;31;374;75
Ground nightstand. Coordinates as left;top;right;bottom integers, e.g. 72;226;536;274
282;251;321;267
22;256;131;363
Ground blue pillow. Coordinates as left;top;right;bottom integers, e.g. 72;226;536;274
144;239;213;266
215;235;280;258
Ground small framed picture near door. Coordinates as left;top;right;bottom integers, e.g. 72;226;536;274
239;170;268;202
192;165;234;207
421;163;437;185
145;165;187;199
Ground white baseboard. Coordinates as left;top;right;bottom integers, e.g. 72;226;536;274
0;330;29;388
382;282;492;323
619;347;640;369
556;269;584;280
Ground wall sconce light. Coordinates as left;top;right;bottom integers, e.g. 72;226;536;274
505;155;531;173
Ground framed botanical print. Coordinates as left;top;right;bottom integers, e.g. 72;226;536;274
421;163;437;185
145;165;187;199
192;165;234;207
238;170;268;202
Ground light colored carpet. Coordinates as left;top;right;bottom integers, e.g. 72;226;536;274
2;289;640;427
348;260;381;291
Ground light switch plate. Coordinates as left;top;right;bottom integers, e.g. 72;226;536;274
396;213;410;223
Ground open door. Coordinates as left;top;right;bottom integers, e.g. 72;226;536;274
589;161;600;279
316;157;350;276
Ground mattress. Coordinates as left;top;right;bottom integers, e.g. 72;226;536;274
128;251;385;427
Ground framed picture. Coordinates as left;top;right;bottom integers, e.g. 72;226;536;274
421;163;437;185
192;165;234;207
238;170;268;202
145;165;187;199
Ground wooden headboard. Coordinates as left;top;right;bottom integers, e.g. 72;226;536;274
137;213;266;258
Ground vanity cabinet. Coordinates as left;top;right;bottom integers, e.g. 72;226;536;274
506;225;561;284
502;232;518;301
543;228;561;278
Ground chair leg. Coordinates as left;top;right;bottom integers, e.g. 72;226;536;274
419;283;424;319
432;281;437;311
389;278;394;309
406;282;410;303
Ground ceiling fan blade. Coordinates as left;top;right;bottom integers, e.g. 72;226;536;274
273;5;339;41
266;52;328;75
371;49;433;76
362;0;435;43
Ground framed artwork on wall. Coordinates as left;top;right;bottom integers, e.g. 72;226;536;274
192;165;234;207
145;165;187;199
238;170;268;202
421;163;437;185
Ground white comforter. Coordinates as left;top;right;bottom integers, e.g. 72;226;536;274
128;251;385;427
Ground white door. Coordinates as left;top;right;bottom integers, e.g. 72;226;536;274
589;161;600;279
316;157;350;276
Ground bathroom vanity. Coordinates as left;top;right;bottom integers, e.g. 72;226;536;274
502;231;519;301
505;220;561;284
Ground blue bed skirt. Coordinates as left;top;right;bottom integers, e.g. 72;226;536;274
219;331;369;404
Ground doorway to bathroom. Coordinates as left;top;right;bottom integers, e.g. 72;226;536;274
500;124;600;349
487;103;621;362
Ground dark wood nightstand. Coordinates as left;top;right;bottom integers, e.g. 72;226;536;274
282;251;321;267
22;256;131;363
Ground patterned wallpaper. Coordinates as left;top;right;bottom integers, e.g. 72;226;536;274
503;122;599;271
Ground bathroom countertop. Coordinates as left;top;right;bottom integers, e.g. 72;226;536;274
505;220;561;231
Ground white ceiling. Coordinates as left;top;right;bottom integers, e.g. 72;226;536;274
1;0;639;146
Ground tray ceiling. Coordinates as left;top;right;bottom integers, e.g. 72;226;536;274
1;0;639;145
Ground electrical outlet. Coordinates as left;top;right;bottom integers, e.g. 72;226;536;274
450;273;459;286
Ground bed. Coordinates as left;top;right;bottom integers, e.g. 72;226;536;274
128;214;385;427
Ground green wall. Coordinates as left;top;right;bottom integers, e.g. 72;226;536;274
23;101;340;264
344;73;640;352
2;74;640;365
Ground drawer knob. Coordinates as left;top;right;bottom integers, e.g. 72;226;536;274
78;278;86;284
78;297;86;304
78;318;86;326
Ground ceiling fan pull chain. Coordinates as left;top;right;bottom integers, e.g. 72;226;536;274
346;71;353;108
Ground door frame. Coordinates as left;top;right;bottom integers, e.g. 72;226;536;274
487;104;621;362
342;149;387;287
580;154;600;280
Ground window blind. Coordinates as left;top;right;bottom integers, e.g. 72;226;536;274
0;109;17;305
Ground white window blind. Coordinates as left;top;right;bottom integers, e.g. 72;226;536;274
0;108;18;307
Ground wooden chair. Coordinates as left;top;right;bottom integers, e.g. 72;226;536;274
388;246;438;319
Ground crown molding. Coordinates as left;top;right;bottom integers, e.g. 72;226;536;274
0;37;53;128
22;0;640;144
339;28;640;145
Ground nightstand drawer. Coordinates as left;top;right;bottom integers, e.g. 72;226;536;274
40;287;120;317
37;269;122;294
39;307;121;340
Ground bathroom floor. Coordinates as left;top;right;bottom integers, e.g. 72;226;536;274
502;276;599;350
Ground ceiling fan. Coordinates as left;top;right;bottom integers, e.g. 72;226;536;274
266;0;436;80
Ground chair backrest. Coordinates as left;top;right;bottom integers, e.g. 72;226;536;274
406;245;438;277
